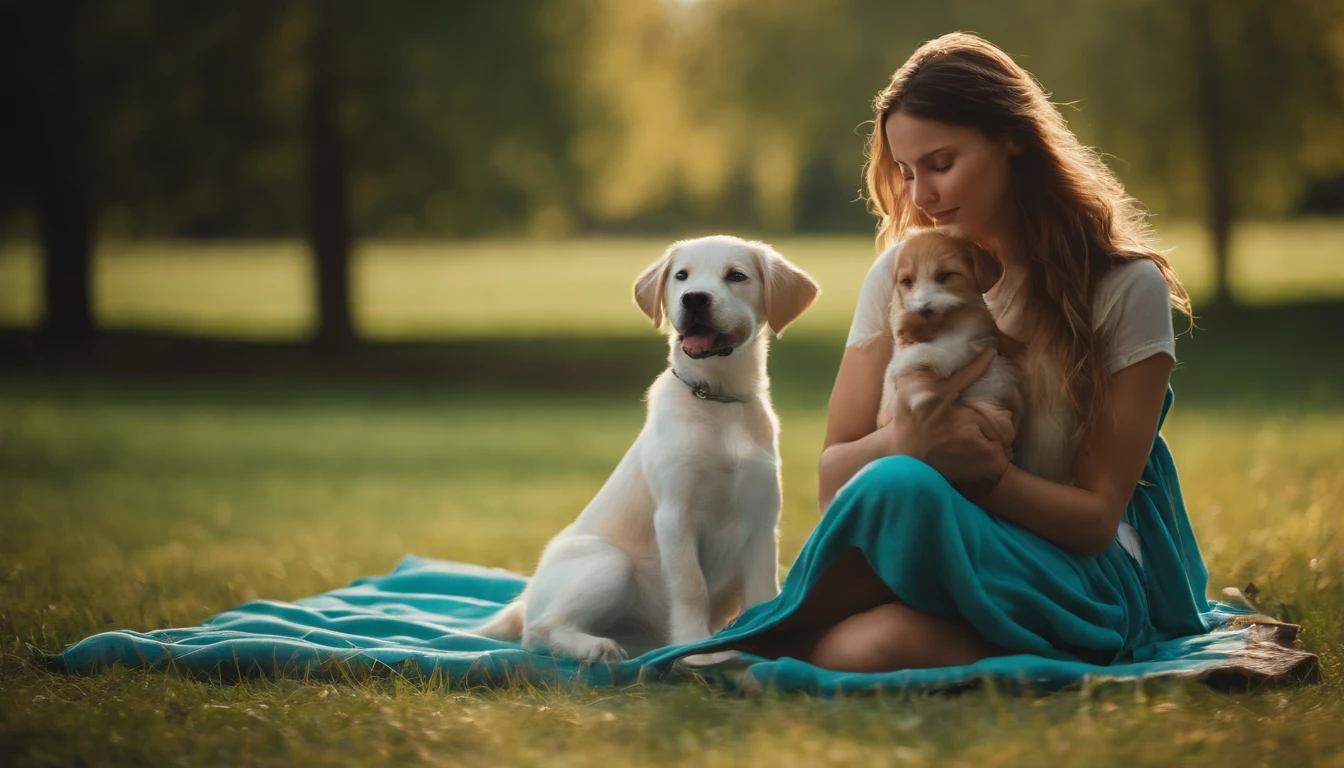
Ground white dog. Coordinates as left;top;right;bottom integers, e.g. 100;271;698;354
476;235;820;662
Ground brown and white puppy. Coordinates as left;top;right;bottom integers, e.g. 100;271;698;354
878;229;1023;433
881;229;1083;485
476;235;819;663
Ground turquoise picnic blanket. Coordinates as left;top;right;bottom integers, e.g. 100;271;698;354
50;389;1314;693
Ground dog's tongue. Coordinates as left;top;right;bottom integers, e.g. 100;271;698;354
681;329;720;356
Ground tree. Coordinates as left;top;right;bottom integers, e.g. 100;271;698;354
7;0;95;344
306;0;354;348
1086;0;1344;306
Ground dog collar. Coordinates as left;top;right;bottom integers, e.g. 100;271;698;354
671;368;742;403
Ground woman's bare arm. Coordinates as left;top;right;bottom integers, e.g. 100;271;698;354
973;354;1174;556
817;343;894;511
818;345;1008;513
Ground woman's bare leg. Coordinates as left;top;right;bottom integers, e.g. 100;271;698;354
809;602;1005;672
728;547;1002;669
732;547;896;660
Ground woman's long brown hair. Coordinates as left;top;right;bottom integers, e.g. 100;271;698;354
864;32;1191;438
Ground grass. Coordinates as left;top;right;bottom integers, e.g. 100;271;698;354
2;220;1344;339
2;356;1344;765
2;225;1344;765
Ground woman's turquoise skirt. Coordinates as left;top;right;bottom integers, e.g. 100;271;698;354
52;389;1316;693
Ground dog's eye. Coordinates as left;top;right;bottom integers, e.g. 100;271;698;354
725;270;748;283
674;270;688;281
899;277;913;287
937;272;956;284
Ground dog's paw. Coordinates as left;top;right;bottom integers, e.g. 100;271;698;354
670;626;712;647
679;650;744;668
578;637;628;664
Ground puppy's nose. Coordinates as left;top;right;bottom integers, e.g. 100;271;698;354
681;292;710;310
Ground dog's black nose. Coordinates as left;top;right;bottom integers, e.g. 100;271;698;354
681;292;710;310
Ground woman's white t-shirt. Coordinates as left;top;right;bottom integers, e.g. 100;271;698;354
844;245;1176;374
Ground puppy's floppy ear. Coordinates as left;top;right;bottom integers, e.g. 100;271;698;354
886;239;910;311
752;242;820;336
634;245;675;328
965;241;1002;294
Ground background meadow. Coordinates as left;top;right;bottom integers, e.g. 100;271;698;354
3;229;1343;766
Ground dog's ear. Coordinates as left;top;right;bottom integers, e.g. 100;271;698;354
886;240;909;314
965;241;1002;294
752;242;820;336
634;246;674;328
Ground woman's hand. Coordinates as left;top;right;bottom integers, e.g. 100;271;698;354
885;349;1015;497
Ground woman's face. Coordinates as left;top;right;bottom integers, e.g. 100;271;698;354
884;112;1019;246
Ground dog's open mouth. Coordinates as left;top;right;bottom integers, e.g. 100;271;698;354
678;324;733;358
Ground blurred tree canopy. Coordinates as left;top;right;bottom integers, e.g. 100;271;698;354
1084;0;1344;303
6;0;1342;240
3;0;1343;328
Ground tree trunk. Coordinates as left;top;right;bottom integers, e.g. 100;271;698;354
1189;0;1234;309
306;0;355;348
13;1;95;344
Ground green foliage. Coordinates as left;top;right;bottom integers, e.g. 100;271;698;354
334;2;585;236
1082;0;1344;218
71;1;301;236
5;1;1340;240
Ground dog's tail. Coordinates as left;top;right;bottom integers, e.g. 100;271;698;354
474;600;525;640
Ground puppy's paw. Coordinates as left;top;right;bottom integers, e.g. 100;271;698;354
876;407;893;429
578;637;628;664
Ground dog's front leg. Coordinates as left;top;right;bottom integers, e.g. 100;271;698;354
654;507;712;646
740;526;782;610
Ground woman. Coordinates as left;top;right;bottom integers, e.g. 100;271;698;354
727;32;1212;673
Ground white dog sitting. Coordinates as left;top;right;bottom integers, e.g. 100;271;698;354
476;235;820;662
